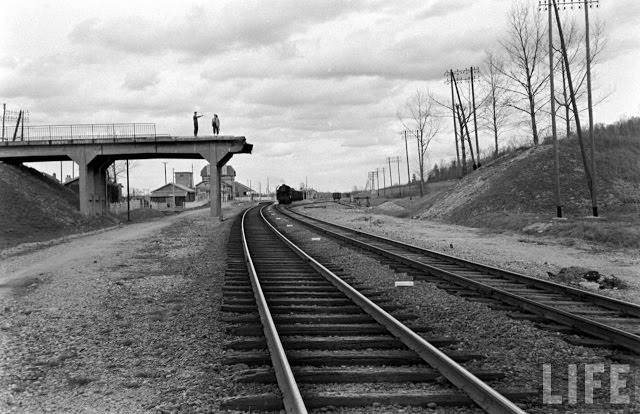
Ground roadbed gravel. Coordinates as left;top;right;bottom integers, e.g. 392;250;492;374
293;203;640;305
277;204;640;413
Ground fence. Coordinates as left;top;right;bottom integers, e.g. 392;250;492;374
109;199;146;215
1;123;156;142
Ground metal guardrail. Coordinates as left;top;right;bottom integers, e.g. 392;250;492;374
1;123;156;142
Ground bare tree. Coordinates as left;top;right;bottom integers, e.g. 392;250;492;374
398;89;441;197
481;51;512;157
497;1;548;146
108;160;139;184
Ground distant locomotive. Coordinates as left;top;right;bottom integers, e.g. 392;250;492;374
276;184;304;204
332;192;342;201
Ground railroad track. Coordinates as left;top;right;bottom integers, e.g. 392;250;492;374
277;204;640;357
220;205;533;413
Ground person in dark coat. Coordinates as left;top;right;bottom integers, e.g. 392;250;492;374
212;114;220;136
193;111;203;136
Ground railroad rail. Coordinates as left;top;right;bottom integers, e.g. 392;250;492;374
220;204;533;413
277;204;640;355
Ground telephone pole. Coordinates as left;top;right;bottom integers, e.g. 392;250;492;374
448;75;461;174
386;157;394;188
162;162;168;185
382;167;386;196
539;0;563;218
445;69;478;174
470;67;481;167
547;0;599;216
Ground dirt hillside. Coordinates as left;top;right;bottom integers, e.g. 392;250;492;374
420;133;640;227
0;162;116;250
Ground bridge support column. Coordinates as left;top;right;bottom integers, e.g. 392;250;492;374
70;150;111;216
210;164;222;221
201;143;235;221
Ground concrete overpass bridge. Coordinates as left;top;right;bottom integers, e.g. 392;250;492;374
0;123;253;220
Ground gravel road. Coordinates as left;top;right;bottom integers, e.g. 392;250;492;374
0;204;250;413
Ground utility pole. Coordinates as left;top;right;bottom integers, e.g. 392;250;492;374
539;0;563;218
453;75;475;172
126;159;130;221
395;156;401;197
448;75;460;174
584;0;598;217
60;161;63;183
446;68;477;171
2;103;5;140
382;167;386;196
162;162;168;185
375;168;379;197
386;157;393;188
550;0;599;217
403;130;411;199
470;66;481;168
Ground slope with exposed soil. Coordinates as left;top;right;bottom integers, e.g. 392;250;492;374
0;162;116;251
416;131;640;247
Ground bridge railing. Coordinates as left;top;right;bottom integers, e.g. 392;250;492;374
1;123;156;142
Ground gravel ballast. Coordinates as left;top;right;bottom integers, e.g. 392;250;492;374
272;204;640;413
294;203;640;305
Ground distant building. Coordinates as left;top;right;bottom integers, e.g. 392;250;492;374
196;164;239;201
233;181;253;198
64;177;122;202
174;171;193;189
149;183;195;208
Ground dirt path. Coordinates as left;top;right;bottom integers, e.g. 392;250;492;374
0;209;203;300
0;204;250;413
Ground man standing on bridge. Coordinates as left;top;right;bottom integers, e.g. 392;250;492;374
193;111;203;136
212;114;220;136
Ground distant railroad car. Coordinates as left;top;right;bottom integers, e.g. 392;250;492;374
291;190;304;202
276;184;293;204
332;192;341;200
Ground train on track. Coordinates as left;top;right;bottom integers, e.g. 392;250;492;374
276;184;304;204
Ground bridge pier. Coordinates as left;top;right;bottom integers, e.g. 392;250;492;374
201;143;233;221
70;151;112;216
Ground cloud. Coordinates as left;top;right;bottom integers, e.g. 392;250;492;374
0;56;19;69
415;0;474;20
122;71;160;91
68;1;375;58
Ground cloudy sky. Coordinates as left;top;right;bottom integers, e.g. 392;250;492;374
1;0;639;193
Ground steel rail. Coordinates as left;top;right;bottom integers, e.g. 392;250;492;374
241;207;308;414
283;206;640;317
278;206;640;354
259;204;527;414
